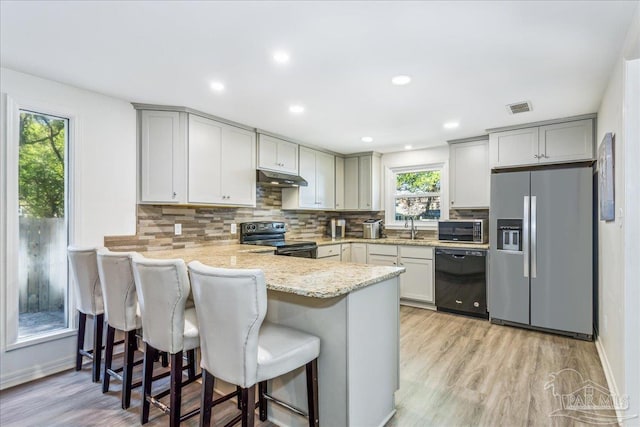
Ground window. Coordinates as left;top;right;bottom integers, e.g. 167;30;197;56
5;107;72;345
386;164;446;228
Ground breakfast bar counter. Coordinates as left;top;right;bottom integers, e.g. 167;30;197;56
142;245;404;427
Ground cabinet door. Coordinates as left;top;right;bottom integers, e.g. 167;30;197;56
538;119;593;164
341;244;351;262
344;157;359;210
368;254;397;267
315;151;335;209
351;243;367;264
359;156;372;209
188;115;223;204
317;244;341;259
277;139;299;174
140;110;182;203
258;135;278;171
335;157;345;210
399;257;434;303
489;127;539;168
298;147;317;208
450;140;490;208
221;126;256;206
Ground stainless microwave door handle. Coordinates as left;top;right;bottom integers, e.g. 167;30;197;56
523;196;529;278
531;195;537;278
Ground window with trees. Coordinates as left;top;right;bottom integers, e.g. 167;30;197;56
386;165;444;227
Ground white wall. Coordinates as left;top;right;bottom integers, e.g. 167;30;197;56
0;68;137;389
595;3;640;424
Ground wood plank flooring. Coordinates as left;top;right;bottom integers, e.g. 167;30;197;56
0;307;614;426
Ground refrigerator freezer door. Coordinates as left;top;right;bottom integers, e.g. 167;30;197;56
489;171;530;324
530;167;593;335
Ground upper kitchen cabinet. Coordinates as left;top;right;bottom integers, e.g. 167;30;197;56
489;117;594;169
282;147;335;210
335;156;345;210
258;134;299;175
449;137;490;208
188;115;256;206
342;153;382;211
139;110;187;204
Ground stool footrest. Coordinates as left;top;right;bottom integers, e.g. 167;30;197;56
224;413;243;427
262;393;307;417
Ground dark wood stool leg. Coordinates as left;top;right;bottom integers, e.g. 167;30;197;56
306;359;319;427
92;313;104;382
237;386;242;410
258;381;267;421
76;311;86;371
122;329;137;409
102;325;116;393
241;385;255;427
141;343;156;425
169;351;183;427
186;349;196;381
161;351;169;367
200;369;215;427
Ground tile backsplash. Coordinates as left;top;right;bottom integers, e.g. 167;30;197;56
105;185;384;251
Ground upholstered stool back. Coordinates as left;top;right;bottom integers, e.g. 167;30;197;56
68;246;104;316
97;248;141;332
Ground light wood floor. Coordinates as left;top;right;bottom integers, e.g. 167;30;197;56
0;307;613;426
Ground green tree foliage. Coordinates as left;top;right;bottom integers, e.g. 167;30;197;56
396;170;441;194
19;112;65;218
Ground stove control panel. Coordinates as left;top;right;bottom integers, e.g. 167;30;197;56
241;221;286;235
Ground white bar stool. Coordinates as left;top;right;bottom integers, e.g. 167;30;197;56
68;246;105;383
96;248;143;409
188;261;320;427
131;254;200;427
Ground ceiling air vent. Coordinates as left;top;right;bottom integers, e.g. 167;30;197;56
506;101;532;115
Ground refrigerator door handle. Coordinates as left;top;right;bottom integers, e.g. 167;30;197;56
531;195;537;278
523;196;529;278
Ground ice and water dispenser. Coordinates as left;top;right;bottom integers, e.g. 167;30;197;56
496;219;523;252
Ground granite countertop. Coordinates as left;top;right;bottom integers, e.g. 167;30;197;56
306;237;490;250
141;245;405;299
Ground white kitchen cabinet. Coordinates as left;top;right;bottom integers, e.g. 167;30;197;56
139;110;187;203
317;244;341;260
398;246;434;303
367;244;398;267
342;153;381;211
341;243;351;262
449;138;490;208
489;118;594;168
188;114;256;206
350;243;367;264
368;254;398;267
258;134;299;175
335;156;345;210
282;147;335;210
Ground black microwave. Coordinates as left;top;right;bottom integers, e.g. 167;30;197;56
438;220;488;243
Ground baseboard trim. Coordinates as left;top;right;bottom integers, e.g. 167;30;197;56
0;355;75;391
595;336;624;426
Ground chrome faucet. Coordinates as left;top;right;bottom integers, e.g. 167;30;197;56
404;216;418;240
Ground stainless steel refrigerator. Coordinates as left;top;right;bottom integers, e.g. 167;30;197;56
489;166;593;339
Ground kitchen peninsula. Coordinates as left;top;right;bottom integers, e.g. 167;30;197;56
142;244;405;427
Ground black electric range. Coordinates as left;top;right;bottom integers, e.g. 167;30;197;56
240;221;318;258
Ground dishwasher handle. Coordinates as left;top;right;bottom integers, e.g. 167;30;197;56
436;248;486;257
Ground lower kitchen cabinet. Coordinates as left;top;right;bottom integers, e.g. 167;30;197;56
367;244;398;267
341;243;351;262
317;244;341;261
350;243;367;264
398;246;434;304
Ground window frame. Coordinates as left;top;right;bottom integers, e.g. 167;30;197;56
3;95;77;351
384;163;448;230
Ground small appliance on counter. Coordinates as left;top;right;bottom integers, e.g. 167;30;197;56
438;219;488;243
329;219;346;239
363;219;383;239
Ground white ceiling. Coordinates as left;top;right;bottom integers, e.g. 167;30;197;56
1;1;636;154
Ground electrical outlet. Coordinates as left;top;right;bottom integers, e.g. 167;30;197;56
174;223;182;236
230;223;237;234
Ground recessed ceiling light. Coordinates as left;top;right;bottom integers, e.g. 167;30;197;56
404;145;413;150
210;81;225;92
443;121;459;129
289;104;305;114
273;50;290;64
361;136;373;143
391;75;411;86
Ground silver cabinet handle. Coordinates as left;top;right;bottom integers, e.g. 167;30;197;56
533;154;539;159
523;196;530;278
172;192;177;199
531;195;537;278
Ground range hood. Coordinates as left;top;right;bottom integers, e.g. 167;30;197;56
257;170;308;187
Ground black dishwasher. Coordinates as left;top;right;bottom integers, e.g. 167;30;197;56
435;249;488;319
